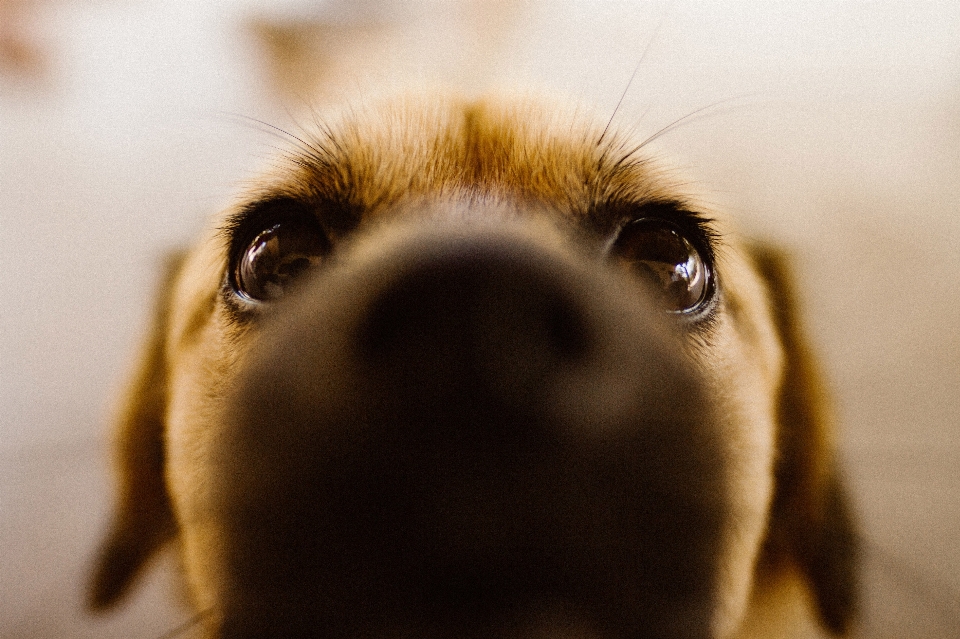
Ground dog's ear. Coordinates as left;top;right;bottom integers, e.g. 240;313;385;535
88;252;184;610
749;244;860;636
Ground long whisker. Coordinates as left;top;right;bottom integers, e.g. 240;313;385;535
597;2;674;148
637;94;758;150
219;112;328;160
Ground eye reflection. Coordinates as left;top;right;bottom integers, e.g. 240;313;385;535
234;220;330;302
610;219;710;313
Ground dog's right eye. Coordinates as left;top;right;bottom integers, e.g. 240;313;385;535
233;218;330;302
610;219;712;314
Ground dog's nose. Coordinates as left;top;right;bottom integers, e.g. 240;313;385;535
359;242;591;415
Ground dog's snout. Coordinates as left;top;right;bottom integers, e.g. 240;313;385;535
360;245;591;409
217;228;724;639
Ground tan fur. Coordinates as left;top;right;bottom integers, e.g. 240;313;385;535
89;96;858;639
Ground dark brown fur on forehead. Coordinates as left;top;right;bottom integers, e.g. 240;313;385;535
234;98;702;223
222;97;718;271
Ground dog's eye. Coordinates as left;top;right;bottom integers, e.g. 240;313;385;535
610;219;710;313
234;219;330;302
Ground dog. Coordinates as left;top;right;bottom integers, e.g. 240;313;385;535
87;95;859;639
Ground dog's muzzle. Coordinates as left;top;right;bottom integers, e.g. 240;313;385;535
215;222;728;639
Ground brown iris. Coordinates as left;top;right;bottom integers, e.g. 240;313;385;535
234;219;330;302
610;219;710;313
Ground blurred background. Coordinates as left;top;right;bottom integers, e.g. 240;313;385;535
1;1;957;637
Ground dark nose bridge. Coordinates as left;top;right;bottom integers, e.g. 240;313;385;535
359;238;592;411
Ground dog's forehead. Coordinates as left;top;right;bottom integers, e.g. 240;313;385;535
235;97;694;231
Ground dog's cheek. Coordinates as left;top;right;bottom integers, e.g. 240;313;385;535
164;312;254;618
144;236;247;617
696;255;786;638
702;350;779;639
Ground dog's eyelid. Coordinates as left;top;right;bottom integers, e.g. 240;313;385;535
617;201;716;252
220;276;264;320
222;197;318;247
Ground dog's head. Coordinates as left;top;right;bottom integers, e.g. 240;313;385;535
89;97;857;639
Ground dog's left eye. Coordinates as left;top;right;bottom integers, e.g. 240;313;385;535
234;219;330;302
610;219;711;313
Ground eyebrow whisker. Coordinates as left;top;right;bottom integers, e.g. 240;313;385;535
597;4;673;149
637;95;756;150
220;112;330;161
